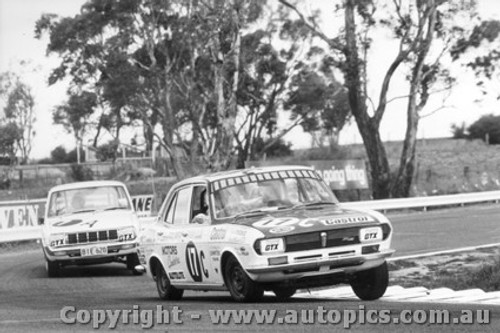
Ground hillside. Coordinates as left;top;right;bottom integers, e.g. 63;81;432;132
294;138;500;196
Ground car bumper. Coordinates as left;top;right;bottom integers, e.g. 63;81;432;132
43;242;138;262
246;249;395;282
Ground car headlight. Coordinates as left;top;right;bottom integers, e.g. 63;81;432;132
49;233;68;247
118;227;136;242
255;238;285;255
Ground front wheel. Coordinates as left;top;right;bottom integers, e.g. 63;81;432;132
46;260;60;278
224;256;263;302
155;264;183;300
350;262;389;301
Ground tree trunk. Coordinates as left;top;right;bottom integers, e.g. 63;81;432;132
344;0;391;199
390;1;437;198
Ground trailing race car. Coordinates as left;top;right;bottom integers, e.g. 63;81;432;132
39;180;142;277
137;166;394;302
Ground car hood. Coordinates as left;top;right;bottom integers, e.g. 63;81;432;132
232;205;386;237
45;210;138;233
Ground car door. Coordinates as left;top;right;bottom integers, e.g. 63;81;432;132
157;186;193;285
182;184;217;285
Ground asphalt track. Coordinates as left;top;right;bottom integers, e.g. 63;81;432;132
1;204;500;332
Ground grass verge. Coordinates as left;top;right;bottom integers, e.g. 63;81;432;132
389;247;500;292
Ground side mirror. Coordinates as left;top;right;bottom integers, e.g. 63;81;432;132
38;217;45;225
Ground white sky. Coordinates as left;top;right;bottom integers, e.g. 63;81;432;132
1;0;500;159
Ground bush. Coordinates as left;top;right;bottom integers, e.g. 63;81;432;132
70;163;94;181
467;114;500;144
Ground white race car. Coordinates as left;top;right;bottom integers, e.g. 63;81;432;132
39;180;142;277
137;166;394;302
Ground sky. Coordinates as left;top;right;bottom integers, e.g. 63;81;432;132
1;0;500;159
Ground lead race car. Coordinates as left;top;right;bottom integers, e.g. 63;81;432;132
137;166;394;302
40;180;143;277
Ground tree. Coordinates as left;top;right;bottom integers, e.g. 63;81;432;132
0;72;36;164
467;114;500;144
0;122;21;165
36;0;269;178
53;91;97;163
279;0;473;198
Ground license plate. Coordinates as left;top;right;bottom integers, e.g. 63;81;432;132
359;227;382;243
80;246;108;257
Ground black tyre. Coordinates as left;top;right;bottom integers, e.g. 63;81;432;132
46;260;60;278
155;264;183;300
224;256;263;302
350;262;389;301
273;287;296;300
127;253;143;275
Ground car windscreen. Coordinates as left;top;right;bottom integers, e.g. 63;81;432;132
211;170;338;219
47;186;131;218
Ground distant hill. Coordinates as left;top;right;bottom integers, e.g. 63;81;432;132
292;138;500;196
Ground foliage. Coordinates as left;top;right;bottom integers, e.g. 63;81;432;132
279;0;477;198
450;122;468;139
95;140;119;162
0;122;21;164
69;163;94;181
467;114;500;144
252;137;293;159
0;72;36;164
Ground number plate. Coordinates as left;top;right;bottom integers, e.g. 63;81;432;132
80;246;108;257
359;227;382;243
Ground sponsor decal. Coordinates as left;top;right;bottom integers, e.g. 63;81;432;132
253;215;373;229
185;242;209;281
323;216;372;225
210;227;227;241
238;246;249;256
168;257;181;268
168;271;185;280
269;226;295;234
360;227;383;243
162;245;178;256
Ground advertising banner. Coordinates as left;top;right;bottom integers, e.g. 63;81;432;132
245;160;369;190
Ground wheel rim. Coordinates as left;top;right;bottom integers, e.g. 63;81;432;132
158;268;168;293
230;264;246;295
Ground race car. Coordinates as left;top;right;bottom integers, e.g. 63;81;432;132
137;166;394;302
39;180;142;277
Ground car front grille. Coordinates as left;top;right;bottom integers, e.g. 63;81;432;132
284;223;391;253
67;230;118;244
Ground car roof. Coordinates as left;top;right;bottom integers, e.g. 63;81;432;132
48;180;127;193
175;165;315;187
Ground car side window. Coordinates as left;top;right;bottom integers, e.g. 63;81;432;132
163;192;178;224
172;188;192;225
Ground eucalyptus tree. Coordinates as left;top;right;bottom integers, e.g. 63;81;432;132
279;0;476;198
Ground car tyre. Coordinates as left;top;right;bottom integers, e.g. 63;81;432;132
46;260;60;278
127;253;143;275
350;261;389;301
273;287;296;300
224;256;263;302
155;264;183;300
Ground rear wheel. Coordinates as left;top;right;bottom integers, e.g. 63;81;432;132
273;287;296;300
155;264;183;300
127;253;143;275
350;262;389;300
46;260;60;278
224;256;263;302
